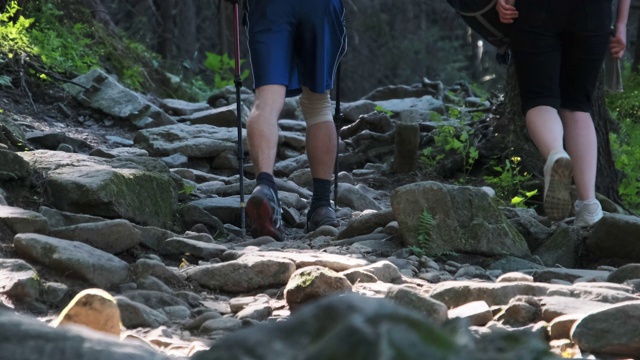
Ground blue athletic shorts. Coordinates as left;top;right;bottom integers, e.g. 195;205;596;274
245;0;347;97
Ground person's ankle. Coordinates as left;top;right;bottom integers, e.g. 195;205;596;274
256;172;277;193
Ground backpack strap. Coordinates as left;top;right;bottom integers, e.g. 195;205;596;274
455;0;498;17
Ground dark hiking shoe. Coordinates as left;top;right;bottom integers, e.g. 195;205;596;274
306;206;339;233
246;185;285;241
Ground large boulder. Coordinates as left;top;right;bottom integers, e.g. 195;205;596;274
391;181;529;257
20;151;178;228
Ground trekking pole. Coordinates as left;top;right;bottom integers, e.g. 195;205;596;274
230;0;245;239
333;64;343;208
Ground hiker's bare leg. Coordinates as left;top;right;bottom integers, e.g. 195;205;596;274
525;105;564;159
247;85;286;174
560;109;597;201
300;87;336;180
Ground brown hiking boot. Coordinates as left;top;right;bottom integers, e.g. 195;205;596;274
246;185;286;241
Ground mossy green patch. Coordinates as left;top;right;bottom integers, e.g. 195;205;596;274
96;169;178;229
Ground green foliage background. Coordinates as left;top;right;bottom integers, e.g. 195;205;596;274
606;67;640;213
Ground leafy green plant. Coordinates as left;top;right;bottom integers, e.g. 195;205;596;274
511;189;538;208
178;183;196;196
0;1;101;75
448;107;461;119
484;156;532;198
419;147;445;173
204;51;249;89
433;125;479;175
375;104;394;116
0;1;35;57
409;208;434;257
429;111;443;122
30;20;99;74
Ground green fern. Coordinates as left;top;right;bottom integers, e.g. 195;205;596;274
410;208;433;257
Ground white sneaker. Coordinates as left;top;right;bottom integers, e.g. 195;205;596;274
543;150;573;221
574;200;603;227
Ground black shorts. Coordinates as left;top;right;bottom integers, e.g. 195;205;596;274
509;0;612;114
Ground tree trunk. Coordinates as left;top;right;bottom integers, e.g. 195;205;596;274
176;0;198;73
592;76;623;204
83;0;119;35
154;0;175;60
633;10;640;72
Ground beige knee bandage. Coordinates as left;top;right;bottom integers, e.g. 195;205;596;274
300;86;333;127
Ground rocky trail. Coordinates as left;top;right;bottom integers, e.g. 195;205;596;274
1;68;640;359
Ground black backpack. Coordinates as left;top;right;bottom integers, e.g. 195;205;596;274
446;0;511;64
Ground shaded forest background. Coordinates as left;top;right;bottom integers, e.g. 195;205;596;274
101;0;640;101
102;0;516;101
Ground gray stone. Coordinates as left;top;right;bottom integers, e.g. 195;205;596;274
64;68;175;129
0;205;49;235
0;149;31;180
608;263;640;283
158;237;227;260
531;268;609;284
337;182;383;212
533;225;580;268
121;290;189;310
39;207;105;229
188;196;244;229
49;219;141;254
89;147;149;159
116;296;169;329
351;260;403;284
537;296;610;322
199;317;243;334
273;154;308;178
136;276;174;294
160;305;191;321
429;280;640;308
448;300;492;326
0;310;171;360
364;84;443;102
337;208;395;240
14;233;129;289
236;304;273;321
0;259;40;308
586;213;640;261
386;285;448;324
179;104;249;128
571;300;640;358
284;266;352;310
488;256;545;273
185;255;296;293
245;250;369;272
497;272;534;283
134;123;239;158
159;99;210;116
